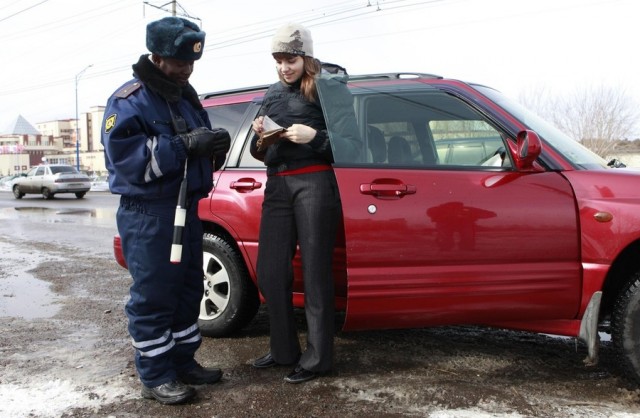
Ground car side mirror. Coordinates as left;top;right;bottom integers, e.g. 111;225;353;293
515;130;542;171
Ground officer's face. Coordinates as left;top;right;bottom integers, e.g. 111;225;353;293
155;56;194;86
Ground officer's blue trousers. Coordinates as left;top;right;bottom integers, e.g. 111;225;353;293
117;196;203;388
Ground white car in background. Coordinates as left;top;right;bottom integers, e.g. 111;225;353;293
90;175;110;192
12;164;91;199
0;174;25;191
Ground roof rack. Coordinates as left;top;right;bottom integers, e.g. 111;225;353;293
348;72;442;81
199;84;270;100
198;72;443;99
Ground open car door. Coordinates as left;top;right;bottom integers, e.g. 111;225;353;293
318;76;582;331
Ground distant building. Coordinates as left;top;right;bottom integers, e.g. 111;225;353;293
85;106;105;153
0;115;47;175
0;107;107;177
36;118;76;149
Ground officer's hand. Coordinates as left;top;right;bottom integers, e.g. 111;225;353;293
180;127;216;157
210;128;231;156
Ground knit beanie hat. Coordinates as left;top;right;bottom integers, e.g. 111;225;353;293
271;23;313;57
146;17;205;61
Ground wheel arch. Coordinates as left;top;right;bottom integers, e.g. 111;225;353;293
600;240;640;320
200;222;261;337
202;221;258;287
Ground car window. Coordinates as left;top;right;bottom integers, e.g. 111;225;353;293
316;74;364;164
206;101;265;169
320;81;512;169
35;167;45;176
431;120;509;167
206;103;250;140
238;129;265;168
50;166;76;174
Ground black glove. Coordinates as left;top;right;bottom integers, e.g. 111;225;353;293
180;127;217;157
210;128;231;156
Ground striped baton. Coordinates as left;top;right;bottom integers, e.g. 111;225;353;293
170;162;188;263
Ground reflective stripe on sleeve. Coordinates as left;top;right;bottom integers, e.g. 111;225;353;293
144;136;163;182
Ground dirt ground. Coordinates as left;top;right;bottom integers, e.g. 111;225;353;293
2;235;640;417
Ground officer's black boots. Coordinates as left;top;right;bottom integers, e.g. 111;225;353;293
178;363;223;385
141;380;195;405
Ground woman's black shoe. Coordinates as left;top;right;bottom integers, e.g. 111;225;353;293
252;352;300;368
284;365;318;384
252;352;278;368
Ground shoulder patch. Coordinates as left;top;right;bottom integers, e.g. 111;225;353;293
104;114;117;134
115;82;142;99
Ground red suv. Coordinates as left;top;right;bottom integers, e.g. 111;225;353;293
114;72;640;384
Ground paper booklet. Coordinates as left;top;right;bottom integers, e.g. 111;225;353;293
256;115;286;151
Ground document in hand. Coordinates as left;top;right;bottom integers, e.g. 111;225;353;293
257;115;286;151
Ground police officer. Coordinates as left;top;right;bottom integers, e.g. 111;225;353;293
101;17;230;405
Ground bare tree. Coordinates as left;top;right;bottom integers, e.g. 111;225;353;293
518;84;640;158
518;83;557;120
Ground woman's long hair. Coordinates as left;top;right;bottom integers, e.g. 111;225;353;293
274;53;321;103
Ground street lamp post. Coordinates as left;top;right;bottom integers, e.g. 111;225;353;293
75;64;93;171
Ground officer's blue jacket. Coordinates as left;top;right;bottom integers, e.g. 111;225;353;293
101;55;221;201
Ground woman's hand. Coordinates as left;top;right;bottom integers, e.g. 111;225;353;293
252;116;264;134
283;124;316;144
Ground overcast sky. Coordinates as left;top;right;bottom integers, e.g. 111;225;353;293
0;0;637;135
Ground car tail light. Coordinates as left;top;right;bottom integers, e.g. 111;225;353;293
55;177;85;183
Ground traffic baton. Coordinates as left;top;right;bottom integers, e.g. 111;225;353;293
170;162;188;263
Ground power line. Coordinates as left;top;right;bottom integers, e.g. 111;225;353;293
0;0;618;99
1;0;131;42
0;0;51;24
1;0;398;98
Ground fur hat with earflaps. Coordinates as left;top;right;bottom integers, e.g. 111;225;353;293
146;17;205;61
271;23;313;57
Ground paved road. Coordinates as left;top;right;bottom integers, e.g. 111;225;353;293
0;190;119;258
0;189;118;208
2;190;640;418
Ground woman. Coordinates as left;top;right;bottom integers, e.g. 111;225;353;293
249;23;358;384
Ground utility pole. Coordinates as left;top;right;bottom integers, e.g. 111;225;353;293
75;64;93;171
142;1;201;24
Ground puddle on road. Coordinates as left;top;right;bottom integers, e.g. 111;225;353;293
0;207;116;225
11;206;115;219
0;240;62;319
0;273;61;319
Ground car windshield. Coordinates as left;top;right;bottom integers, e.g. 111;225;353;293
50;166;77;174
473;85;609;169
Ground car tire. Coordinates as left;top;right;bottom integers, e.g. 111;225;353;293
75;192;86;199
611;272;640;384
12;185;24;199
42;188;53;200
199;233;260;337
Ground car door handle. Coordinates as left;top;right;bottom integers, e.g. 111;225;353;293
360;182;416;198
230;178;263;191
